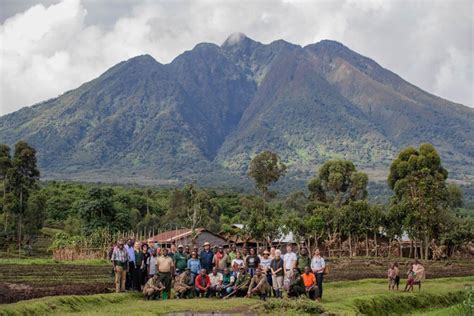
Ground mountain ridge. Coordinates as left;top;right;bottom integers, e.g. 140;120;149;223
1;33;473;188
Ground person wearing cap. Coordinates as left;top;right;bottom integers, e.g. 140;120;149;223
111;240;129;293
200;242;214;274
187;251;201;286
156;248;174;299
213;245;228;273
246;268;270;301
174;268;193;299
195;268;211;297
232;266;251;297
173;244;188;275
143;274;165;300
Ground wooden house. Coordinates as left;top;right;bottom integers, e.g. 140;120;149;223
147;228;228;248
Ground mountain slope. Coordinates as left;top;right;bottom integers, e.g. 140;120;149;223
0;34;473;186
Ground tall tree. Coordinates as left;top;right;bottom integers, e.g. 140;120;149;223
7;141;40;253
0;144;12;232
388;143;450;259
248;151;287;216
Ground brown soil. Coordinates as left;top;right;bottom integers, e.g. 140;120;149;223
1;259;473;304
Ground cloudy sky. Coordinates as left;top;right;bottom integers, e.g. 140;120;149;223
0;0;473;115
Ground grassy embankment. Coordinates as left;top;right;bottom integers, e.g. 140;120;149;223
1;276;472;315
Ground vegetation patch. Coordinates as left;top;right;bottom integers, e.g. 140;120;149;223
353;290;467;316
262;298;325;314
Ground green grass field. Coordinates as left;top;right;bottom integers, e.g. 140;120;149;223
1;276;472;316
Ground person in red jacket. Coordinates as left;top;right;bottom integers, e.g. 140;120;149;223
194;268;211;297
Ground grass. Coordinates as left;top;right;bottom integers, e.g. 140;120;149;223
0;258;109;266
1;276;472;315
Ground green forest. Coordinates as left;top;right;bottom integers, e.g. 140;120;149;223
0;141;472;260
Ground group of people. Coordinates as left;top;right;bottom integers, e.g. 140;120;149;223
110;240;326;301
387;260;426;292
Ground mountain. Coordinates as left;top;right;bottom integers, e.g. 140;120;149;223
1;33;473;188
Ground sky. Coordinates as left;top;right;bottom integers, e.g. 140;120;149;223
0;0;473;116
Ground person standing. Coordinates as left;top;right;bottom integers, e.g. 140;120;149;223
111;240;129;293
231;251;244;274
283;245;297;291
141;243;150;285
311;248;326;301
187;251;201;286
228;244;237;262
156;248;174;299
297;248;311;270
270;250;284;298
147;249;158;279
213;246;228;273
259;250;273;294
393;262;400;291
125;239;136;290
133;242;144;291
200;242;214;273
246;248;261;277
173;244;188;275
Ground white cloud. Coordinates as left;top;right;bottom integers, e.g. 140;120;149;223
0;0;472;115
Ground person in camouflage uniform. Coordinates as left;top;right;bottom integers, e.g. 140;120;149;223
246;268;270;301
232;266;251;297
174;268;193;299
143;274;165;300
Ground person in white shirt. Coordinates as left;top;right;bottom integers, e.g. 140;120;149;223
310;248;326;300
283;245;297;291
208;267;223;297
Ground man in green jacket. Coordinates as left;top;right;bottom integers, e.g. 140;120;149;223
173;244;188;275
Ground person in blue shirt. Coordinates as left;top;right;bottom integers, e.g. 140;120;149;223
125;238;136;290
200;242;214;273
187;251;201;285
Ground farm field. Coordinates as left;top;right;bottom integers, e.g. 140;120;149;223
1;257;473;304
0;258;473;315
0;276;472;315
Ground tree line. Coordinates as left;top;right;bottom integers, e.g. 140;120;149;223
0;141;472;259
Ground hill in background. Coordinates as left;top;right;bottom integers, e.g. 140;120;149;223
1;33;473;190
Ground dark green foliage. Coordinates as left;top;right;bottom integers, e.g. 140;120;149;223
262;298;325;314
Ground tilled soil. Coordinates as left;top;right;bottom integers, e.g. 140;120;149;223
1;259;473;304
0;264;113;304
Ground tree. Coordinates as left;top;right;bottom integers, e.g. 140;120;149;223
0;144;12;232
388;144;450;260
308;160;368;207
7;141;40;253
248;151;287;215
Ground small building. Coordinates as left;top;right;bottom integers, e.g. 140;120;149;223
147;228;228;248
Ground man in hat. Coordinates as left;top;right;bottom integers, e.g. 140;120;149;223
174;268;193;299
200;242;214;274
173;244;188;275
143;274;165;300
111;240;129;293
156;248;174;299
247;268;270;301
213;245;228;273
260;250;273;291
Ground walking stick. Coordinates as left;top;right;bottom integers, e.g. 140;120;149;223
223;283;247;300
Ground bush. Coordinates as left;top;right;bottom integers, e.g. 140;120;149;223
262;298;325;314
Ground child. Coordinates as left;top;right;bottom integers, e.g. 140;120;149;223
393;262;400;291
387;263;396;290
404;263;416;292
